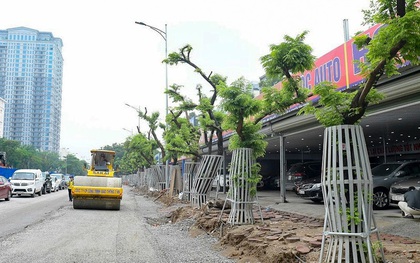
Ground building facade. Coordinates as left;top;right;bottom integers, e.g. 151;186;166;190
0;27;63;152
0;98;5;137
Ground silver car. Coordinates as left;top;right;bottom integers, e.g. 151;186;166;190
372;161;420;209
390;177;420;203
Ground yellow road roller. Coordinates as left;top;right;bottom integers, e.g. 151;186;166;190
72;149;123;210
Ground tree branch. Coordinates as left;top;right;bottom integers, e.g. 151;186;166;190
355;39;406;108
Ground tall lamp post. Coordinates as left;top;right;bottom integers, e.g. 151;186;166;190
134;21;168;117
125;103;141;133
122;128;134;135
135;21;169;189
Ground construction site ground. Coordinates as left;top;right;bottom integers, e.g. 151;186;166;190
134;186;420;263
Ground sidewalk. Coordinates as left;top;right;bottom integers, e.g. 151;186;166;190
210;189;420;242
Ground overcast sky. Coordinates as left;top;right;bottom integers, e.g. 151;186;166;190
1;0;371;161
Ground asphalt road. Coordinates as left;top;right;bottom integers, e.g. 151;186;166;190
212;189;420;241
0;187;69;237
0;186;233;263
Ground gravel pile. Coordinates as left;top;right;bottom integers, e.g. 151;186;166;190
134;193;235;263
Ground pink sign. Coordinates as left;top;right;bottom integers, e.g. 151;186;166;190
300;24;383;91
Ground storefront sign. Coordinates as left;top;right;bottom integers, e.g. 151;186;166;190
368;141;420;156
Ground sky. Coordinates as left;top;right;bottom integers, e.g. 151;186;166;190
1;0;371;161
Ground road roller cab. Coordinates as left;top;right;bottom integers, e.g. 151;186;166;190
72;150;123;210
90;151;114;175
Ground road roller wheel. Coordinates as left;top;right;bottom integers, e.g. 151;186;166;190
73;198;121;210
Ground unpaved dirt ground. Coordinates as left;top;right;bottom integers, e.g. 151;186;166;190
137;187;420;263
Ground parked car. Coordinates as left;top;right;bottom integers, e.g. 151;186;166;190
285;161;322;192
296;182;323;203
372;161;420;209
10;169;43;197
259;175;279;190
50;175;59;192
41;171;52;194
0;175;12;201
50;173;64;190
213;172;269;191
390;177;420;204
58;174;67;189
212;173;230;190
295;162;382;204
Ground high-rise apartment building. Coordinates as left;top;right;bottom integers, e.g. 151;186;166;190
0;27;63;152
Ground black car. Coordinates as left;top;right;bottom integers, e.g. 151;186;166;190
258;174;279;190
41;172;52;194
298;182;323;203
285;161;322;192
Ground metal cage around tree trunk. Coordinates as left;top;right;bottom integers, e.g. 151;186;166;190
190;155;223;208
319;125;385;263
220;148;262;225
182;161;200;201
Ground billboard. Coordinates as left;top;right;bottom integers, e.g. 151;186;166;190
270;23;384;94
301;24;383;91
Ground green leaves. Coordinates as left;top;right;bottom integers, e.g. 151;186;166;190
260;31;315;79
218;78;261;118
164;111;201;162
121;133;158;171
218;77;267;159
258;31;314;124
299;82;384;127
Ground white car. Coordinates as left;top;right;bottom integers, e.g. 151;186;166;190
49;175;59;192
212;173;230;190
390;177;420;204
50;173;64;191
10;169;44;197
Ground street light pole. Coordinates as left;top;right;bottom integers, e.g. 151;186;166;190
164;24;168;117
125;103;141;133
134;21;168;116
63;148;69;175
135;21;170;189
122;128;134;135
